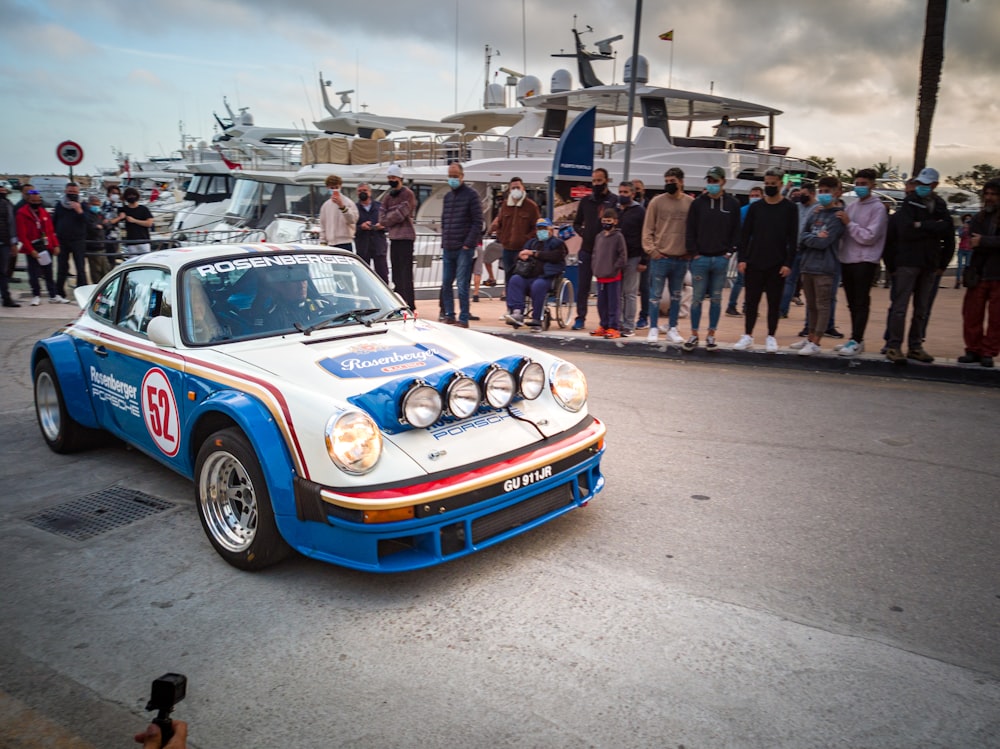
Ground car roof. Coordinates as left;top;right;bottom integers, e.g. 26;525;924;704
130;243;357;273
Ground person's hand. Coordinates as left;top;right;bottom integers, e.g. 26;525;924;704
330;190;343;207
361;221;372;230
817;229;829;238
779;265;791;278
836;210;849;225
737;262;746;274
637;263;647;272
134;720;188;748
971;233;981;249
518;249;533;259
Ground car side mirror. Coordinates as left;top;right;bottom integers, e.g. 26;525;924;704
146;316;176;347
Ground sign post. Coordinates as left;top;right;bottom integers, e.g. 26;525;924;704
56;140;85;180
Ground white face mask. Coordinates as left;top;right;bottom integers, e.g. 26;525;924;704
510;188;524;201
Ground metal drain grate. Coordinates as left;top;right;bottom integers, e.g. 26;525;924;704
25;487;175;541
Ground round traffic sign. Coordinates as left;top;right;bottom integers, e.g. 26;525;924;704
56;140;84;167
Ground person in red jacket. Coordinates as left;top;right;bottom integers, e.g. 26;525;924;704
15;189;66;306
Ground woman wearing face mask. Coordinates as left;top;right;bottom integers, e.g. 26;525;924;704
489;176;539;296
84;195;111;280
378;164;417;309
118;187;154;254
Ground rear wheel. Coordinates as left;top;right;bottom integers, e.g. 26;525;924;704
554;278;574;329
195;428;291;570
34;359;94;453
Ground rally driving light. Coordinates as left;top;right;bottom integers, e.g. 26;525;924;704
445;375;481;419
550;361;587;412
401;382;442;428
482;365;515;408
518;360;545;400
326;411;382;474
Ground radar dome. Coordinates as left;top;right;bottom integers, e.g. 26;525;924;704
551;69;573;93
624;55;649;84
517;75;543;100
485;83;504;108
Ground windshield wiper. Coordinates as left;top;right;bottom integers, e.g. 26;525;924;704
372;306;410;323
300;307;381;335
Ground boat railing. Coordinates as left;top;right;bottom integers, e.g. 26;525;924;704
166;228;269;245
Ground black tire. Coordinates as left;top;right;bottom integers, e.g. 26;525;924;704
195;427;291;571
34;358;96;454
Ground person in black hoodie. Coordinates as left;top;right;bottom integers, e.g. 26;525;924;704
882;168;954;364
684;166;741;350
958;178;1000;368
571;168;617;329
616;181;646;337
0;183;18;306
53;181;89;296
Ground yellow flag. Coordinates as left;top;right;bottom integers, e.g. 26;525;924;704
659;30;674;41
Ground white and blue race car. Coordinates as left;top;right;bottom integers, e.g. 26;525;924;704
32;245;606;572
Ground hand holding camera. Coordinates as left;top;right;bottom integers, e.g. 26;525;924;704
135;673;187;748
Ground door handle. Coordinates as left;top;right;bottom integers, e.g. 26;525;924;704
93;345;109;358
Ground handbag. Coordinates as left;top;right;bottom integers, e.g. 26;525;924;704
514;256;540;278
962;264;980;289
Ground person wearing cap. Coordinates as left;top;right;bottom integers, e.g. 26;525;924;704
249;264;331;332
439;162;483;328
958;178;1000;368
0;182;18;306
641;167;693;343
882;167;953;364
489;176;540;297
379;164;417;309
318;175;359;251
504;218;568;330
683;166;741;351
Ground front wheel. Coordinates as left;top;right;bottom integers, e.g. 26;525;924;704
195;428;291;570
34;358;94;453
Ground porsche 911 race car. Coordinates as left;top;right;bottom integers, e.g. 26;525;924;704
32;244;606;572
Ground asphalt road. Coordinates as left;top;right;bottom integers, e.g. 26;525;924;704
1;318;998;749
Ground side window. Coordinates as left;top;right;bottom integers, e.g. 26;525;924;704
115;268;171;335
90;275;122;322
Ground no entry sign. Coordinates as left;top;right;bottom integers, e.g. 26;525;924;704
56;140;84;167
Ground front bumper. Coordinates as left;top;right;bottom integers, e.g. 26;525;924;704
290;417;606;571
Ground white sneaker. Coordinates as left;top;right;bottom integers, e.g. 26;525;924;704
666;327;684;344
31;296;41;306
50;295;70;304
733;334;754;351
832;342;845;351
657;322;671;333
798;341;821;356
789;339;808;350
765;335;778;353
839;340;864;357
646;328;660;342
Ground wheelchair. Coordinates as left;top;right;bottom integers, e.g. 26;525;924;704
524;273;574;331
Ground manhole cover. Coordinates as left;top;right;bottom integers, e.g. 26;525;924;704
24;487;175;541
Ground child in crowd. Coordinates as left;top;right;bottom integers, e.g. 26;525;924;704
591;208;627;339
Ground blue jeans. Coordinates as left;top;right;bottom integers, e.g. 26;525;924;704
689;255;730;331
507;274;554;322
648;257;687;329
441;247;474;322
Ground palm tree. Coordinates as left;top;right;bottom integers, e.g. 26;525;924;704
913;0;948;175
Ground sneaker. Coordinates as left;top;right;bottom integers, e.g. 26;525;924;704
646;328;659;342
789;339;809;350
571;319;585;331
725;308;743;317
483;279;497;287
832;342;845;351
797;328;809;337
2;299;20;308
957;352;982;364
589;326;607;337
705;335;718;350
907;347;934;363
839;340;864;357
657;322;671;333
798;340;821;356
792;295;804;306
621;329;635;337
765;335;778;353
468;314;480;321
825;327;845;339
682;335;699;351
472;295;480;303
885;348;907;364
635;317;649;330
50;295;71;304
982;356;995;368
526;319;542;328
504;311;524;328
30;296;40;306
453;320;469;328
733;334;754;351
604;328;621;339
666;327;684;344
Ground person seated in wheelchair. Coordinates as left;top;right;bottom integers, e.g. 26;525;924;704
249;264;332;332
504;218;568;329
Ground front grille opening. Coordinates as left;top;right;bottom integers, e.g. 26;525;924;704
378;536;416;559
439;523;467;557
471;483;572;546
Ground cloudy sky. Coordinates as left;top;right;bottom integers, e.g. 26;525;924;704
2;0;998;184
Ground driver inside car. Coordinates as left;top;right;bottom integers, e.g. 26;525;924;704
250;265;332;331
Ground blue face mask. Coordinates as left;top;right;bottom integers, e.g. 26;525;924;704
89;205;101;213
915;185;932;198
536;230;549;241
817;193;834;207
447;177;461;190
749;197;761;204
706;184;721;196
854;186;870;199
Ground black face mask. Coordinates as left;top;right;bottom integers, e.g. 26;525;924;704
358;192;369;201
764;185;780;197
388;180;401;190
601;222;615;230
618;194;631;205
592;183;606;195
664;183;679;195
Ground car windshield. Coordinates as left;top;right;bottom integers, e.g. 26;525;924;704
179;251;405;345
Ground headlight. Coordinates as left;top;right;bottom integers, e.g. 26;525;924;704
445;374;481;419
518;360;545;400
401;382;442;428
482;366;515;408
549;361;587;412
326;411;382;474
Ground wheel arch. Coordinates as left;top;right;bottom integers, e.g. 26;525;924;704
31;337;101;429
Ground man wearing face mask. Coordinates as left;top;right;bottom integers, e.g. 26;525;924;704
84;194;111;282
615;181;645;337
631;179;651;329
318;174;358;250
439;161;483;328
379;164;417;309
958;178;1000;368
779;181;815;322
119;187;154;255
354;182;389;283
641;167;692;343
882;167;954;364
489;177;539;301
53;181;89;296
571;168;617;330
